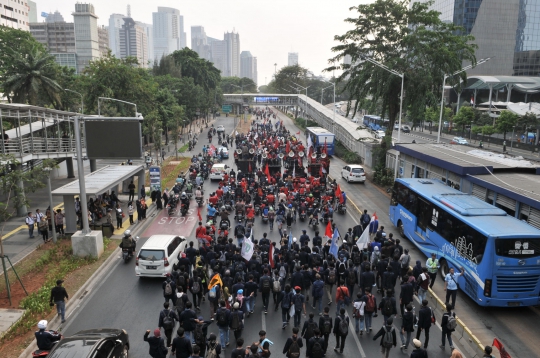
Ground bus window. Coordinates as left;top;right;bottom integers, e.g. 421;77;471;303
390;183;399;206
438;210;487;264
495;239;540;259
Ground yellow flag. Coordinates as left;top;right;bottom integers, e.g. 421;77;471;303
208;273;223;290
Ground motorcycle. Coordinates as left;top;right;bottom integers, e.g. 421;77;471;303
337;203;347;214
122;237;138;263
309;212;319;228
32;331;62;357
235;210;245;222
261;212;268;224
299;210;307;222
181;203;188;216
254;204;261;216
196;196;204;207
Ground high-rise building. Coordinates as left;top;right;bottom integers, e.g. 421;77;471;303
98;25;109;57
108;14;125;57
46;10;65;23
288;52;299;66
0;0;30;30
241;51;257;84
152;7;187;61
211;39;226;74
119;17;148;68
72;3;100;73
411;0;540;76
136;22;153;65
28;1;37;23
191;25;212;61
224;31;240;77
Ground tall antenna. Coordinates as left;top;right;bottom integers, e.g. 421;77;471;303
127;4;131;17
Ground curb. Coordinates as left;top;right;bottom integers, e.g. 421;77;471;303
17;204;157;358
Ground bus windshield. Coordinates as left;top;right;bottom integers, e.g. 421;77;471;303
495;238;540;259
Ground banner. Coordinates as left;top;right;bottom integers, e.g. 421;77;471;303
329;228;339;259
356;225;370;250
208;273;223;290
241;231;254;261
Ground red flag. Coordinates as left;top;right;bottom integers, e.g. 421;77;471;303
325;221;332;239
319;165;323;178
269;243;275;268
323;139;328;154
296;131;300;135
286;140;290;154
336;185;343;204
197;207;202;221
265;163;271;182
493;339;512;358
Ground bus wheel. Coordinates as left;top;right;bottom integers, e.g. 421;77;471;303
398;221;405;238
440;259;449;279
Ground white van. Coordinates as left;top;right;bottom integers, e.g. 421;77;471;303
209;163;227;181
135;235;186;277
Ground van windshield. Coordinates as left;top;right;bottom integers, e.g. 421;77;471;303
138;249;165;261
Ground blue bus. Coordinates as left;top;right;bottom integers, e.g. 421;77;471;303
306;127;335;156
363;114;389;131
389;178;540;307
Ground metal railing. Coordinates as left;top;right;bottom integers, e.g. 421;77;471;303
0;137;84;156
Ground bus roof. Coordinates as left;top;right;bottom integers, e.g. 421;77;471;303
398;178;540;238
306;127;335;135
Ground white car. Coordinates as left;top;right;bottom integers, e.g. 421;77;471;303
209;163;227;181
217;146;229;158
216;125;225;133
341;164;366;183
135;235;186;277
451;136;469;145
375;130;386;139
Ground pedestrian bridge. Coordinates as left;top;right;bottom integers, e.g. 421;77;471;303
223;93;381;166
0;103;85;164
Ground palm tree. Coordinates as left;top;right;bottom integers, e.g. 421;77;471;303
2;47;62;107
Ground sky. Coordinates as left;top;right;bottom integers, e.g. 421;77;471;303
36;0;373;86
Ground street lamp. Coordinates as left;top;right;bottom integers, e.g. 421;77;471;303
291;82;309;127
361;56;404;178
437;57;491;143
98;97;138;117
321;80;336;134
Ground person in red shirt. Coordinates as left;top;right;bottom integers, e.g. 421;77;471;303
266;192;275;205
306;194;315;206
216;186;224;199
223;173;229;182
196;222;207;238
208;194;218;206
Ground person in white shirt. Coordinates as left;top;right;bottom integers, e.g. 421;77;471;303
35;209;44;223
353;292;366;335
25;212;36;238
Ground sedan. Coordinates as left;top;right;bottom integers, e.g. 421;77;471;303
375;130;386;139
401;125;411;133
47;328;129;358
218;146;229;158
451;136;469;145
216;125;225;133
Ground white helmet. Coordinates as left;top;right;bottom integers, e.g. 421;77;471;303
37;320;47;329
293;237;297;242
124;230;131;237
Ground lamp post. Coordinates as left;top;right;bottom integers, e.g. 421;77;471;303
321;80;336;134
44;167;57;243
361;56;404;178
511;125;516;151
98;97;138;117
437;58;491;143
292;82;309;127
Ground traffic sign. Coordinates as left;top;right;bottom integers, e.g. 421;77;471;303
222;104;232;113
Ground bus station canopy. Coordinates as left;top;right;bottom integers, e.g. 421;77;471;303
464;76;540;93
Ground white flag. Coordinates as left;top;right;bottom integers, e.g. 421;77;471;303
241;231;254;261
307;134;313;150
235;131;239;136
356;225;370;250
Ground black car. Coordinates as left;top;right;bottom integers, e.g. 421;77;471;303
47;328;129;358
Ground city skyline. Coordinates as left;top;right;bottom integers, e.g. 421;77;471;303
35;0;366;87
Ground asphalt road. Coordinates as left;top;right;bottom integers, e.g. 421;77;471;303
60;113;485;358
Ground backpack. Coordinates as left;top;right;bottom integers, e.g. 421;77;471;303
294;260;302;270
279;265;287;279
365;295;375;313
312;254;321;267
177;275;186;288
382;326;394;348
311;339;324;358
235;262;244;273
294;294;303;309
328;269;336;284
305;321;317;338
281;292;292;309
372;251;380;269
192;279;201;293
230;312;240;330
176;294;185;312
393;248;400;260
164;281;173;295
209;285;217;298
383;298;393;317
337;262;346;274
194;323;205;344
347;269;356;286
322;316;332;334
401;254;410;269
338;316;348;335
162;310;174;330
446;314;457;331
217;309;228;326
206;343;218;358
273;278;281;293
262;278;271;294
353;254;361;265
288;338;300;358
219;252;226;264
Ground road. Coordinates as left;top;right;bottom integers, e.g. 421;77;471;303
57;111;536;358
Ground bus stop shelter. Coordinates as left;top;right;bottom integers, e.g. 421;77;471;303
52;165;145;233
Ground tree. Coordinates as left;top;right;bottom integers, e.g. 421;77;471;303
496;110;519;140
0;27;46;78
268;64;309;93
453;106;475;136
2;47;63;107
169;105;185;159
220;77;258;94
326;0;477;153
152;55;182;78
0;156;56;304
518;111;540;131
170;48;220;93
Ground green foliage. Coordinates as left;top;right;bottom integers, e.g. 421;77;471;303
373;164;394;187
518;111;540;130
496;110;519;140
170;48;220;92
335;141;362;164
220;76;258;94
0;27;46;78
152;55;182;78
293;117;318;130
453;106;475;135
326;0;477;138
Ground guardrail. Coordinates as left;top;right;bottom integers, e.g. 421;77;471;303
1;137;83;156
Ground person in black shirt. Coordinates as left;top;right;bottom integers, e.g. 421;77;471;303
159;302;179;347
170;327;193;358
49;279;68;323
283;327;303;358
35;320;61;350
144;328;168;358
231;337;247;358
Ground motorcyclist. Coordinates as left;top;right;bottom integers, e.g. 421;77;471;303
219;206;230;229
180;192;190;210
35;320;61;351
195;186;203;202
207;203;217;219
120;230;136;256
195;173;203;187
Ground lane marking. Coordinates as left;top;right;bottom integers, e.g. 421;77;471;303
261;310;266;331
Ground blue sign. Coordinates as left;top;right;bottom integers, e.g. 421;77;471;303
149;166;161;193
41;12;48;18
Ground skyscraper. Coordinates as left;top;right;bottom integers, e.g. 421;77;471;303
72;3;100;73
0;0;29;30
136;22;154;65
152;7;187;61
98;25;109;57
191;25;212;61
288;52;299;66
119;18;148;68
224;31;240;77
241;51;258;84
411;0;540;76
28;1;37;23
108;14;125;58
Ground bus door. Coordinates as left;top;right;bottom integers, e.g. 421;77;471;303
416;197;432;241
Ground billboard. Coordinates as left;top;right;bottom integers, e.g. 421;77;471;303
84;118;143;159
